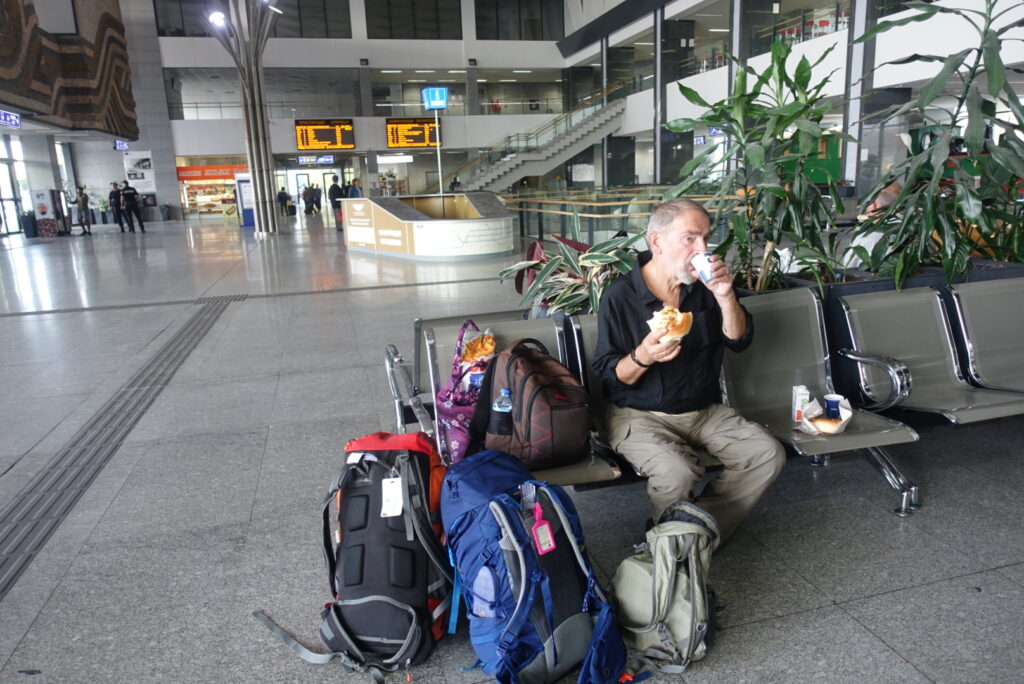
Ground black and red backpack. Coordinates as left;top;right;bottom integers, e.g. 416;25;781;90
255;431;451;681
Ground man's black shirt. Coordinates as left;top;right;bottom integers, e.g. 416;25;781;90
593;250;753;414
109;189;122;208
121;186;140;206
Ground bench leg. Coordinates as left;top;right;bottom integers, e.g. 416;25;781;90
862;447;920;517
810;454;830;467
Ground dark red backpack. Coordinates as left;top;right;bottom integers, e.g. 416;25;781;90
469;338;591;469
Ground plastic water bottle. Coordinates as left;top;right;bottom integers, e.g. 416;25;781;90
492;388;513;413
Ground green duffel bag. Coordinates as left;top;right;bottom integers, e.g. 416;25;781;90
610;501;719;673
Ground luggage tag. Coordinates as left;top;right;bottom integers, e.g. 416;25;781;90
380;477;403;517
531;502;557;555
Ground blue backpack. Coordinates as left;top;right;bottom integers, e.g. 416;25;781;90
441;450;626;684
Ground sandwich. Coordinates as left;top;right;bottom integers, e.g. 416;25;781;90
647;305;694;343
811;416;843;434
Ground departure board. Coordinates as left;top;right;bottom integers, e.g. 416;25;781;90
295;119;356;150
385;118;439;148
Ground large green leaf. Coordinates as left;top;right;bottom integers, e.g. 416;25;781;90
982;30;1005;97
518;255;564;305
555;238;583;277
987;144;1024;178
677;83;711;108
794;55;812;91
1002;80;1024;126
964;87;986;158
745;142;766;170
954;168;983;222
793;119;822;137
918;50;971;109
677;144;721;179
665;117;702;133
498;260;541;280
854;9;939;44
578;252;622;267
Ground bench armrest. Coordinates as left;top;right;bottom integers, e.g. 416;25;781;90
837;348;912;411
385;344;435;436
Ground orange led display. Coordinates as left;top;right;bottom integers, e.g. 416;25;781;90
385;118;439;148
295;119;356;150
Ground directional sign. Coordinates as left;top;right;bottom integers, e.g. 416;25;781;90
385;118;439;148
0;110;21;129
709;126;726;136
421;87;449;111
114;140;129;151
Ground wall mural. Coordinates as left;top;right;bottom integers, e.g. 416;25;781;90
0;0;138;138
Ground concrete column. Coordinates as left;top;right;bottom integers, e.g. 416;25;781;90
358;66;373;117
466;67;480;115
118;0;181;220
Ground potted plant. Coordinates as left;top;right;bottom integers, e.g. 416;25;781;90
498;212;645;316
663;38;852;292
851;0;1024;287
99;196;110;224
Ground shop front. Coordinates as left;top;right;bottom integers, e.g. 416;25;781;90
177;162;249;219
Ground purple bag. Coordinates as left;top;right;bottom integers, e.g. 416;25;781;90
436;320;490;463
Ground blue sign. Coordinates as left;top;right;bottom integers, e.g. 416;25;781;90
694;135;706;145
0;110;21;129
709;126;726;136
297;155;335;165
421;87;449;111
114;139;129;151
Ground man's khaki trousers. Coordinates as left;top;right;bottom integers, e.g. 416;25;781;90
606;403;785;541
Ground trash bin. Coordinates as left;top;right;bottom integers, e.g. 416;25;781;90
20;212;38;238
159;204;171;221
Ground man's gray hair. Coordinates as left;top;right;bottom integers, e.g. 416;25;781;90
646;198;712;238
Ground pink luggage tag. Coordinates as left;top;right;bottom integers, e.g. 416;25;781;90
531;502;557;555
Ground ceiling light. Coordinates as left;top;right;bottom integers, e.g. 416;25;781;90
448;69;466;73
499;79;517;82
634;42;654;45
267;5;283;14
477;78;488;82
409;79;427;82
414;70;436;73
512;70;532;73
708;29;730;32
381;70;402;73
208;11;226;26
439;79;456;82
378;154;413;164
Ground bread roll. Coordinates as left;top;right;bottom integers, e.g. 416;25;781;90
647;306;694;343
811;417;843;434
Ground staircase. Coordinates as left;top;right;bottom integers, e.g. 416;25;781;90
425;83;630;195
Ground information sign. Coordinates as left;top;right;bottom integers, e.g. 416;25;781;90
0;110;21;129
295;119;356;150
114;140;129;151
709;126;726;136
385;118;439;148
421;87;449;111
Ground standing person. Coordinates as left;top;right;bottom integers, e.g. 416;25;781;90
109;182;125;231
120;180;145;233
347;178;363;198
75;187;92;235
593;198;785;542
301;186;313;215
327;175;344;231
313;184;322;214
276;187;290;216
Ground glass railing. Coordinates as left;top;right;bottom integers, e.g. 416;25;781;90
418;79;635;194
675;39;731;78
170;102;360;120
749;0;850;55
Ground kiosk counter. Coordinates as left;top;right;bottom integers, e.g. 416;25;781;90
341;192;513;260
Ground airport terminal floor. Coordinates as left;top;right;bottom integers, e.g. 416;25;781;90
1;215;1023;682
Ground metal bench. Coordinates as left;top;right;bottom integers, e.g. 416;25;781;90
723;289;920;514
385;315;622;487
947;277;1024;393
840;286;1024;424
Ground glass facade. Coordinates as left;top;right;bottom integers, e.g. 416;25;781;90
154;0;352;38
475;0;563;40
365;0;462;39
748;0;850;55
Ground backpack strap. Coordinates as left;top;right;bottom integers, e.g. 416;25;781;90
398;453;454;585
321;465;356;599
466;355;498;454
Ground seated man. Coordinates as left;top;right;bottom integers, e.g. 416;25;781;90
593;198;785;541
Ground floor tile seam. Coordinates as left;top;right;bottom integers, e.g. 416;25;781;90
0;394;92;480
0;299;195;319
837;605;939;683
245;425;276;530
828;566;1024;609
244;276;497;300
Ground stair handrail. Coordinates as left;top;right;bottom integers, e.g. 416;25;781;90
421;78;633;193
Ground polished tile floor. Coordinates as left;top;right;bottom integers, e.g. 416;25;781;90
0;216;1022;682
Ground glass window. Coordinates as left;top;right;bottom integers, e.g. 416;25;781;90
325;1;353;37
298;0;327;37
155;0;352;38
154;0;186;36
475;0;561;40
367;0;462;39
274;0;302;36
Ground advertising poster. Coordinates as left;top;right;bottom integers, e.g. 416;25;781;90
31;189;58;237
123;151;156;194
